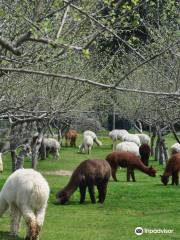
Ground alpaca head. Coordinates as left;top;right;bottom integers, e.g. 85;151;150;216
97;140;102;146
147;166;156;177
56;190;69;204
160;175;169;186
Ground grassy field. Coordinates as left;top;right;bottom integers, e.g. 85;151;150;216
0;134;180;240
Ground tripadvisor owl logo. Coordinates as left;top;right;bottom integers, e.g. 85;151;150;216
135;227;143;236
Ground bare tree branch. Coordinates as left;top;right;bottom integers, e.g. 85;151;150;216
0;67;180;97
57;5;70;38
0;37;21;56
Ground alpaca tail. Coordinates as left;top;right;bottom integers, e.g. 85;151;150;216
0;195;8;217
94;138;102;146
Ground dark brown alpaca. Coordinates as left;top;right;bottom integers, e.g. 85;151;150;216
65;129;78;147
56;159;111;204
161;153;180;186
106;151;156;182
139;144;151;166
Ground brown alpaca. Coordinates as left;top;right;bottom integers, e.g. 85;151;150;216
56;159;111;204
65;129;78;147
106;151;156;182
161;153;180;186
139;144;151;166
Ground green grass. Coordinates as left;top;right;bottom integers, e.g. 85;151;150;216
1;134;180;240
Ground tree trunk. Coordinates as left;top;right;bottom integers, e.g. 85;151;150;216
58;129;62;145
162;139;169;164
155;137;160;161
39;138;46;160
159;141;164;165
31;132;43;169
150;128;156;156
134;120;143;133
155;128;168;165
11;150;17;172
170;123;180;143
16;149;27;169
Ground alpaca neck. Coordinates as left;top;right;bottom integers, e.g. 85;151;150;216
163;166;172;177
135;160;150;175
64;173;81;197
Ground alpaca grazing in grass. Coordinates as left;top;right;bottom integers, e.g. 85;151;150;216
139;144;151;166
65;129;78;147
43;137;60;159
161;153;180;186
135;133;151;145
56;159;111;204
0;169;49;240
32;134;60;160
122;133;141;146
83;130;102;146
106;151;156;182
109;129;128;142
79;135;94;154
109;129;128;149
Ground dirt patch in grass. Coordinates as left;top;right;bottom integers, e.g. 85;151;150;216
42;170;72;176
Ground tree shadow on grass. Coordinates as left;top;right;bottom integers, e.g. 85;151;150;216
0;232;24;240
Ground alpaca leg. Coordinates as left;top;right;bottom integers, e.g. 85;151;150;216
70;139;74;147
74;139;76;148
172;172;176;185
55;150;59;160
79;184;87;204
97;182;108;203
174;171;179;185
36;207;46;239
10;204;22;236
111;167;118;182
131;169;136;182
0;196;8;217
127;168;131;182
22;206;38;240
88;185;96;204
71;139;75;147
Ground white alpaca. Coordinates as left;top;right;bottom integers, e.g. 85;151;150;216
135;133;150;145
109;129;128;141
109;129;128;150
171;143;180;155
0;169;50;239
43;138;60;159
122;133;141;146
83;130;102;146
0;153;3;173
79;135;94;154
116;142;140;156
